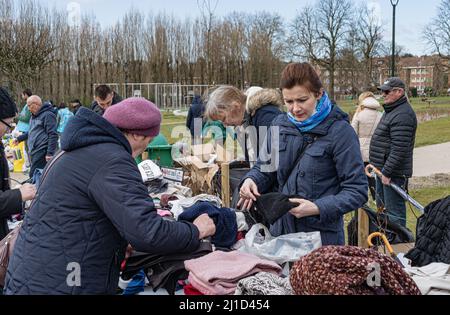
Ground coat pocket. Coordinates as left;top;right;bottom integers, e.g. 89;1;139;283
304;146;333;175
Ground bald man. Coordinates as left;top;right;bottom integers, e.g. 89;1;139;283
15;96;58;183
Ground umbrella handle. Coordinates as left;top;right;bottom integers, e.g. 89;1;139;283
367;232;394;255
365;164;383;178
368;232;405;267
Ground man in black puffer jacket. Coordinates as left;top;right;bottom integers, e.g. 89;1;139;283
369;77;417;227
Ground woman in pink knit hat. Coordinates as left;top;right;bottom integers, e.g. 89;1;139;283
5;97;216;295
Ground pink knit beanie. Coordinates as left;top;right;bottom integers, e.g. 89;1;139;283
103;97;161;137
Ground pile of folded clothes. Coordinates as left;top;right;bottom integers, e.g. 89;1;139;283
122;240;213;295
184;250;282;295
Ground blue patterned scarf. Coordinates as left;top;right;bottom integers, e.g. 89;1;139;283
287;92;333;133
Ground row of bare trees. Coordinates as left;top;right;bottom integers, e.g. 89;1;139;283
0;0;286;104
1;0;448;105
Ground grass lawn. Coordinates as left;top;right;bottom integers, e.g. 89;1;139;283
159;96;450;144
406;186;450;233
338;96;450;116
160;111;189;143
415;116;450;147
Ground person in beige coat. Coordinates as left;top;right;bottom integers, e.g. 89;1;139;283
351;92;382;200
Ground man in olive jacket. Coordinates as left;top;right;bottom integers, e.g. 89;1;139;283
369;77;417;227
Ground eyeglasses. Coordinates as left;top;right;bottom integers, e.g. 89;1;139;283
0;119;13;131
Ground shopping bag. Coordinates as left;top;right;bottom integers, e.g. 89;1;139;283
239;224;322;265
8;139;25;173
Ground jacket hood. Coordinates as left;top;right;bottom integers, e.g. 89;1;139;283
276;104;349;136
60;107;131;153
361;97;381;110
246;89;285;116
33;102;54;117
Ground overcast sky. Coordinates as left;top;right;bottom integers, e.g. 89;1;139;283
33;0;441;56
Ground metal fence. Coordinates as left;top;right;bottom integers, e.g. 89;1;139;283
93;83;211;109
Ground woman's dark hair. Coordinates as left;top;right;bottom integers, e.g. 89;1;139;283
280;62;323;95
58;102;67;109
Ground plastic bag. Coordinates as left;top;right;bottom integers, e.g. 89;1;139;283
8;139;26;173
238;224;322;265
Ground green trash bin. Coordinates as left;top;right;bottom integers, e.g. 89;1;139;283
146;144;173;167
135;155;143;165
150;134;169;146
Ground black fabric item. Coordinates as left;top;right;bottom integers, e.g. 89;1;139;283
369;96;417;178
122;240;213;294
405;196;450;267
347;205;415;246
147;260;187;294
254;193;300;226
0;87;18;119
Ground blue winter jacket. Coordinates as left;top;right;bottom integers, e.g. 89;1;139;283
186;96;204;137
57;108;74;133
17;102;58;157
5;107;201;295
244;105;368;245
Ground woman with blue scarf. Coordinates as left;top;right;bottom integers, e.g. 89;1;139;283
238;63;367;245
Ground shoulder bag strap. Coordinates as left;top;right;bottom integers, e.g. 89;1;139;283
27;150;66;210
280;136;318;190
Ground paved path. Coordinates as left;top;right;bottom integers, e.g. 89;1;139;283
413;142;450;177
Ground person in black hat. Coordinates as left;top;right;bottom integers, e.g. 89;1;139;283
369;77;417;227
0;87;36;241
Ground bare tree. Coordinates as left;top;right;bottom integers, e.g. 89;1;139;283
246;12;285;87
337;28;364;96
356;3;384;89
0;0;55;94
423;0;450;68
289;0;353;99
197;0;219;84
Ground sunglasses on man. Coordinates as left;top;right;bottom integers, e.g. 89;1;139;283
382;88;401;95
